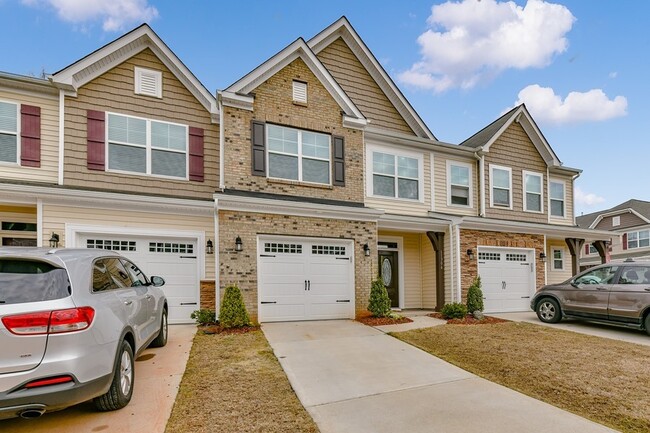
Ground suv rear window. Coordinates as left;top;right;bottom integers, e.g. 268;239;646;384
0;259;71;305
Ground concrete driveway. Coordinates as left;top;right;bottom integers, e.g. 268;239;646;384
494;311;650;346
263;320;616;433
0;324;196;433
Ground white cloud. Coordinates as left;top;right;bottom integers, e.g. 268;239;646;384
22;0;158;31
575;187;605;207
398;0;575;92
509;84;627;124
609;71;618;79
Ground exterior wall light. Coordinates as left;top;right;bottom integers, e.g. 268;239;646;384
466;249;474;260
206;239;214;255
235;236;243;252
49;232;60;248
363;243;370;257
539;252;547;262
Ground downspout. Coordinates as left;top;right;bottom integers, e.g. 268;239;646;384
571;172;580;226
36;198;43;247
214;198;221;318
218;94;225;190
455;224;462;302
448;222;454;304
478;151;485;217
57;89;65;185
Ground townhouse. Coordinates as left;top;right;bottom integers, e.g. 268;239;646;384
0;17;611;323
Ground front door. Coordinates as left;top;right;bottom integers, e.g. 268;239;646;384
379;251;399;308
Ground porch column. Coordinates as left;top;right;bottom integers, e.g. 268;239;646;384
591;240;609;265
426;231;445;311
565;238;585;276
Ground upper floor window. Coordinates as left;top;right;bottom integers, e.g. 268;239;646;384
627;230;650;249
267;124;330;184
523;171;543;213
549;180;565;217
447;161;472;207
134;67;162;98
490;165;511;208
0;101;18;164
107;113;187;179
370;149;421;200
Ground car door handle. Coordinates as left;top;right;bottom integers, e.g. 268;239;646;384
645;288;650;292
596;287;608;291
124;300;133;306
145;295;152;299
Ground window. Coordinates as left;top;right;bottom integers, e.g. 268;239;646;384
552;249;563;270
0;101;18;164
267;124;330;184
549;180;565;217
619;266;650;284
264;242;302;254
612;216;621;227
292;81;307;103
587;244;597;255
87;239;137;251
371;150;421;200
574;266;618;285
523;171;543;212
490;165;511;208
627;230;650;249
107;113;187;179
149;242;194;254
448;162;471;206
135;67;162;98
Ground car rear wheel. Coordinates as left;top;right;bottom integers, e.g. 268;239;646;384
536;298;562;323
94;340;134;411
644;314;650;336
149;308;168;348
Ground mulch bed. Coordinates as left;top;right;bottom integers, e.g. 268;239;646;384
198;324;261;335
357;316;413;326
428;312;509;325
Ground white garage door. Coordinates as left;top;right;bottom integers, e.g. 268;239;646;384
257;237;354;322
477;247;535;313
80;235;199;324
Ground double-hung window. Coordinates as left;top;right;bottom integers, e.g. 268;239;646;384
107;113;187;179
0;101;18;164
627;230;650;249
523;171;543;212
371;151;420;200
552;249;563;270
448;161;471;206
267;124;330;184
550;180;565;217
490;165;511;208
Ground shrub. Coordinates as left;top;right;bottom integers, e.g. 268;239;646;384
441;302;468;319
219;284;251;328
466;276;485;313
368;277;391;318
190;309;216;326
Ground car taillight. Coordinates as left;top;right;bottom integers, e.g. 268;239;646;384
1;307;95;335
24;375;74;388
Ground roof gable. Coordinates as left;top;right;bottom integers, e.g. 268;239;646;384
578;199;650;229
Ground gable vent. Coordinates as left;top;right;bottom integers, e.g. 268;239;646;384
135;67;162;98
292;81;307;104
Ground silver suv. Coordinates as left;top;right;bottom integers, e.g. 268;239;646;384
0;248;168;420
531;259;650;334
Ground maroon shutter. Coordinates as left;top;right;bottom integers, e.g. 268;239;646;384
20;105;41;167
332;135;345;186
87;110;105;171
585;244;589;255
251;121;266;176
188;127;204;182
622;233;628;250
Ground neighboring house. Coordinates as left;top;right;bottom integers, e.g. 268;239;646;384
0;17;612;323
577;199;650;269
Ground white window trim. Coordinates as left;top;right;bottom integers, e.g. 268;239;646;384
489;164;512;209
626;229;650;250
0;99;20;166
366;143;425;203
549;179;566;218
552;248;564;271
105;111;189;180
134;67;162;99
266;124;331;186
612;215;621;227
446;160;473;208
522;170;544;213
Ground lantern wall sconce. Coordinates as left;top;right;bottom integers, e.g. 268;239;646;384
49;232;60;248
466;249;474;260
539;252;547;262
235;236;243;252
363;243;370;257
206;239;214;254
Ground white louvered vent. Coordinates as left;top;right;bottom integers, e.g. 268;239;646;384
292;81;307;103
135;67;162;98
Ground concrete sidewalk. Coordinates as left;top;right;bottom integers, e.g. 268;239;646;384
263;320;616;433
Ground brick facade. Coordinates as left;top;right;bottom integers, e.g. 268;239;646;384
200;280;216;311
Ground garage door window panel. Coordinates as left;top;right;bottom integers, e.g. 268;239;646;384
0;101;18;164
490;165;512;208
267;125;330;184
87;239;136;251
523;171;543;213
264;242;302;254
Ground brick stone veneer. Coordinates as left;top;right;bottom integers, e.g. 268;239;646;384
200;280;216;311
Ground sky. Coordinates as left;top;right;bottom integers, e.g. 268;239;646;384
0;0;647;216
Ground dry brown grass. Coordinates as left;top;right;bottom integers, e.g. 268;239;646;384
394;322;650;433
165;330;319;433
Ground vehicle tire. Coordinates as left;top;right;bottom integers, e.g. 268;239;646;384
645;314;650;336
94;340;135;411
149;308;168;348
536;298;562;324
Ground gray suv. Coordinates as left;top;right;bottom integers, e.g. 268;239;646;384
0;248;168;420
531;259;650;334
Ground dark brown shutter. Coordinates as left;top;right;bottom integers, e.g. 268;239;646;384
585;244;589;255
251;120;266;176
20;105;41;167
332;135;345;186
622;233;628;250
188;127;204;182
87;110;105;171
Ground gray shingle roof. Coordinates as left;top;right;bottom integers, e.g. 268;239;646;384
460;105;520;148
576;199;650;228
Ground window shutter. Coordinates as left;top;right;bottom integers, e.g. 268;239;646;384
622;233;628;250
584;244;589;255
251;120;266;176
20;105;41;167
87;110;105;171
188;127;204;182
332;135;345;186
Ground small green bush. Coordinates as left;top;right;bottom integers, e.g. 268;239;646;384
368;277;391;318
219;284;251;328
466;276;485;313
190;309;216;326
441;302;468;319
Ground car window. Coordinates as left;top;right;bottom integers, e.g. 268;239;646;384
122;259;148;287
619;266;650;284
574;266;619;285
106;258;134;288
93;259;117;292
0;259;71;304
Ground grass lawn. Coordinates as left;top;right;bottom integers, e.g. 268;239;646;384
165;330;319;433
394;321;650;433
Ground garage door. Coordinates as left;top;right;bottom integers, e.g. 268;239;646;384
80;235;199;324
257;237;354;322
477;247;535;313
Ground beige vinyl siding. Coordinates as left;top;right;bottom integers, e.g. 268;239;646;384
420;233;437;308
434;155;479;216
63;49;219;199
595;212;646;230
0;205;37;245
0;89;59;184
549;174;574;225
316;37;415;136
546;240;572;284
41;204;215;279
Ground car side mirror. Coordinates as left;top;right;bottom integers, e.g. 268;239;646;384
151;276;165;287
